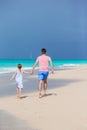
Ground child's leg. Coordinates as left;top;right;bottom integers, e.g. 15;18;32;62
16;87;19;98
38;80;43;98
18;88;22;98
16;87;22;98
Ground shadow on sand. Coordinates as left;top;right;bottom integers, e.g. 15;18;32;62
0;72;83;97
42;93;57;98
0;110;35;130
20;95;28;99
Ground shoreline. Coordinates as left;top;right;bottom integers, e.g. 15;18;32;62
0;65;87;130
0;63;87;74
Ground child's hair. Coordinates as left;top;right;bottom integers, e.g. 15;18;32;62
18;64;22;69
41;48;46;54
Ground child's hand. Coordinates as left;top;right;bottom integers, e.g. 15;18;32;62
10;78;13;80
51;70;54;74
10;76;14;80
30;70;34;74
29;71;32;74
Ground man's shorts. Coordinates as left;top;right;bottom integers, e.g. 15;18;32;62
38;71;49;81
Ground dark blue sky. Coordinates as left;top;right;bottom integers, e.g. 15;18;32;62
0;0;87;59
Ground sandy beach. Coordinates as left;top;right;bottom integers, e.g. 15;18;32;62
0;65;87;130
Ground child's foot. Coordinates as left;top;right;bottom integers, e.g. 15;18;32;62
39;93;42;98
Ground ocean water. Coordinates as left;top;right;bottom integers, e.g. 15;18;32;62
0;59;87;74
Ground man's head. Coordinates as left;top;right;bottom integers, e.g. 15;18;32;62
41;48;46;54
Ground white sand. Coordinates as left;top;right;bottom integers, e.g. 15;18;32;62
0;65;87;130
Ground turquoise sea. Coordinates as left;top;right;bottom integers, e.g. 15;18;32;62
0;59;87;73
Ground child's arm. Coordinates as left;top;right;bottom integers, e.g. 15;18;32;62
10;71;17;80
23;70;32;74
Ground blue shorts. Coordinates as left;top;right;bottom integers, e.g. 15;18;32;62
38;71;49;81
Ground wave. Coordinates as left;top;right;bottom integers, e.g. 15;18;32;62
0;67;34;74
54;64;80;70
0;64;81;74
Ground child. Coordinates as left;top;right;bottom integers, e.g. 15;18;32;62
11;64;31;99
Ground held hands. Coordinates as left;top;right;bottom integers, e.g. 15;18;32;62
29;71;33;74
51;69;54;74
30;70;34;74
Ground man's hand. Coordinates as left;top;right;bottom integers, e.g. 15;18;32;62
51;69;54;74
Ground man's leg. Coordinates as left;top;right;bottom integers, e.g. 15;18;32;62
38;80;43;98
43;80;47;95
43;72;49;95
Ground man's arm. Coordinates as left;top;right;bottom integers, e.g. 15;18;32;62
31;62;37;73
50;59;54;74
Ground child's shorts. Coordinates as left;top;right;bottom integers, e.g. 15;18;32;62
38;71;49;81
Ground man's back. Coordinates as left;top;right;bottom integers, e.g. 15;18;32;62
36;55;51;71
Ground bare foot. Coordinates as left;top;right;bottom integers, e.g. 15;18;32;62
39;93;42;98
17;96;21;99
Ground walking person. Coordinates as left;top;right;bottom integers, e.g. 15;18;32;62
11;64;31;99
31;48;54;98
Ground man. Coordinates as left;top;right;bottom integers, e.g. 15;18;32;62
32;48;54;98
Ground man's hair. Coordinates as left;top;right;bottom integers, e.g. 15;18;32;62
18;64;22;69
41;48;46;54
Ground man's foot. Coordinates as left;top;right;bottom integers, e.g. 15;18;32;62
17;95;21;99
